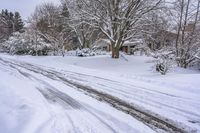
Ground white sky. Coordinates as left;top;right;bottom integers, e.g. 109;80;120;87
0;0;60;20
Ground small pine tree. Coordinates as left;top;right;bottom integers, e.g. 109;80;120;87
8;12;14;33
1;10;4;18
9;12;14;20
61;3;70;18
14;12;24;32
4;9;9;17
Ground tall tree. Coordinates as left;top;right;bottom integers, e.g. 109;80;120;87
30;2;74;55
14;12;24;32
61;0;99;49
0;9;24;42
173;0;200;68
65;0;162;58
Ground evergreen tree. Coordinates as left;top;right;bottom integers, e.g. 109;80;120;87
8;12;14;33
61;3;71;31
0;9;24;42
9;12;14;20
61;3;70;18
14;12;24;32
4;9;9;18
1;10;5;17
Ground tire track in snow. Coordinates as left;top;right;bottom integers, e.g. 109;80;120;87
40;65;200;125
0;58;120;133
0;57;194;133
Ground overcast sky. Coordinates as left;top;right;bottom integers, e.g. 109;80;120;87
0;0;60;20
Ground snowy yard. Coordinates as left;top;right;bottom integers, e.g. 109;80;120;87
1;0;200;132
0;53;200;133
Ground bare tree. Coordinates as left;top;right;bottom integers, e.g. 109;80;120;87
173;0;200;68
29;2;72;56
142;9;172;51
61;0;100;49
65;0;162;58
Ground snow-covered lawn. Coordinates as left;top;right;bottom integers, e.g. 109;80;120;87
0;53;200;132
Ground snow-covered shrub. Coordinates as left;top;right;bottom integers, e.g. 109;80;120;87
64;49;108;57
1;32;53;55
76;48;89;57
153;48;175;75
156;59;169;75
76;48;97;57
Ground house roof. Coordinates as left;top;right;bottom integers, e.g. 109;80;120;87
93;39;110;48
93;38;142;48
122;39;143;46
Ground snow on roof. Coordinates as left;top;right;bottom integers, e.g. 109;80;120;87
93;38;142;48
122;39;143;46
93;39;110;48
170;30;177;34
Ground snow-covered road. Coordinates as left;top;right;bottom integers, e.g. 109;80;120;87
61;69;200;132
0;57;157;133
0;55;199;133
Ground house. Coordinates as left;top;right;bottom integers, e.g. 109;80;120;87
121;39;143;54
184;21;200;33
147;21;199;51
93;39;142;54
185;23;195;32
146;30;177;50
92;39;111;51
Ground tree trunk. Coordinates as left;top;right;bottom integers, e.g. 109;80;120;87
62;45;65;57
175;0;184;57
112;45;120;58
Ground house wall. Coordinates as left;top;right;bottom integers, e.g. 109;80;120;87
147;30;177;51
121;46;128;53
107;45;111;51
94;39;137;54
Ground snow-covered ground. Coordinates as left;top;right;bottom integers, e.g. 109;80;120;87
0;53;200;132
0;54;156;133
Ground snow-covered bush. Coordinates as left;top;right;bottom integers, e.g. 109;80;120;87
155;59;170;75
152;48;175;75
64;49;108;57
76;48;101;57
76;48;91;57
1;32;53;55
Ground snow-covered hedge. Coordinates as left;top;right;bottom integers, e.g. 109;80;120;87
65;48;108;57
1;32;53;55
76;48;96;57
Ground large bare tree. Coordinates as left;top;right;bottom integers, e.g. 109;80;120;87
65;0;162;58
